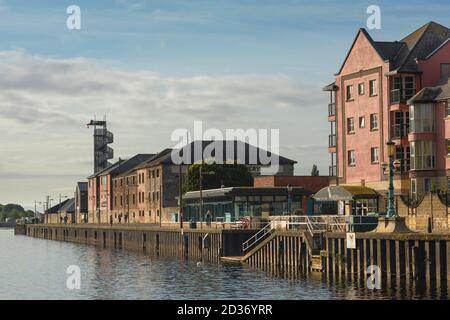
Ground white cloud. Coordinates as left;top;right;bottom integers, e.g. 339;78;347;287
0;50;328;206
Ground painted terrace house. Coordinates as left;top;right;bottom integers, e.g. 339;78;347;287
323;21;450;198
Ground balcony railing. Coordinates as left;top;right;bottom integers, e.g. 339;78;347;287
390;88;416;104
328;103;336;116
329;165;337;177
391;123;409;139
328;134;336;148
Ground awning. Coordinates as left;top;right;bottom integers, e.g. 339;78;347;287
313;185;379;201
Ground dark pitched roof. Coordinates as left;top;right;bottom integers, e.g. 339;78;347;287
76;182;88;192
335;22;450;76
59;198;75;214
395;21;450;72
408;75;450;103
87;160;124;179
45;198;71;214
137;141;297;168
87;154;154;178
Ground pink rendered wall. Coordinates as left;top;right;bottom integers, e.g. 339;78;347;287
335;30;390;184
436;101;447;170
418;41;450;87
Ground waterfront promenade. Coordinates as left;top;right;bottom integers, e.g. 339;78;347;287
18;219;450;285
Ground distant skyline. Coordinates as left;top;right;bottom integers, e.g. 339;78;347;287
1;0;450;207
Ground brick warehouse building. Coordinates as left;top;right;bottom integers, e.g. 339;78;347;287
87;154;154;224
132;140;298;224
323;21;450;197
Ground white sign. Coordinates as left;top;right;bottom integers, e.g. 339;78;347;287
346;232;356;249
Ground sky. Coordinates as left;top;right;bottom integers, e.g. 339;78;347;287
1;0;450;209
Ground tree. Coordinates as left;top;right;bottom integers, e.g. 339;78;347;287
183;162;253;193
0;203;32;221
311;164;320;176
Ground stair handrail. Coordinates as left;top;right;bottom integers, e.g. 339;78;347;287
242;217;280;252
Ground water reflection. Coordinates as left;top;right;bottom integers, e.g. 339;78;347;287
0;229;448;300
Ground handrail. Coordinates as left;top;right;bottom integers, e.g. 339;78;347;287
242;217;279;252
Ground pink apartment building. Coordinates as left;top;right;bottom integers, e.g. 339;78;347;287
323;22;450;197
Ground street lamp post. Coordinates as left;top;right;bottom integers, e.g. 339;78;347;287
199;163;215;227
375;140;407;233
385;141;396;218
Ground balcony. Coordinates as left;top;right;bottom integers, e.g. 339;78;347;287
391;123;409;139
328;103;336;116
329;165;337;177
328;134;336;148
390;88;416;104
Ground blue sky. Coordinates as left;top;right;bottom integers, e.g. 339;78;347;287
0;0;449;206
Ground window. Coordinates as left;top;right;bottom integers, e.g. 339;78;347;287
359;116;365;128
346;85;353;101
411;179;417;196
369;80;377;96
410;141;435;170
371;147;379;163
424;178;432;193
347;117;355;133
348;150;356;166
410;103;434;133
447;139;450;156
370;113;378;130
441;63;450;80
156;169;160;177
358;83;365;95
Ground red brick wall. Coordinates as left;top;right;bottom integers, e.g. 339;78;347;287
253;175;329;193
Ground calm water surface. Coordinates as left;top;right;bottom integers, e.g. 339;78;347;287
0;229;448;300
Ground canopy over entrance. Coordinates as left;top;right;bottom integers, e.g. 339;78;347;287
313;185;378;201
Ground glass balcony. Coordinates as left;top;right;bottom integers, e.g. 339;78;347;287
329;165;337;177
328;103;336;116
328;134;336;148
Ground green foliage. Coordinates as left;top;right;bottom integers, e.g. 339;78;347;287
183;162;253;193
311;164;320;176
0;203;33;221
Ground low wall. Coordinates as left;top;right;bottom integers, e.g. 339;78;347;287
397;193;450;232
25;224;256;263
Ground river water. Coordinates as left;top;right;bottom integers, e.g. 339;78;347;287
0;229;448;300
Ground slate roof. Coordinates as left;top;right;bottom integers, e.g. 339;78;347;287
136;140;297;168
59;198;75;214
76;181;88;192
336;21;450;75
87;154;155;179
46;198;71;214
408;74;450;103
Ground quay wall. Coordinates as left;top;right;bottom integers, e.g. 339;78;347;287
25;224;255;263
237;230;450;283
324;232;450;284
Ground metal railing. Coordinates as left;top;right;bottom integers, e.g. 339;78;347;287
242;217;280;252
